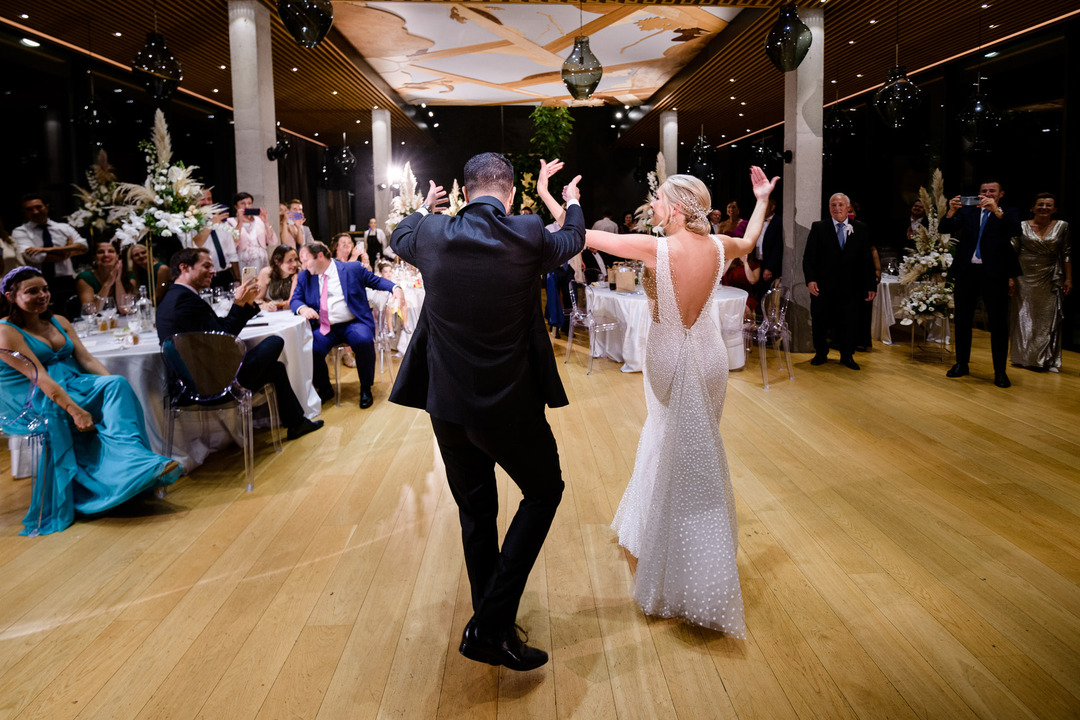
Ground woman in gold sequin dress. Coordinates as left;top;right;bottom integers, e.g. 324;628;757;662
544;166;777;635
1010;193;1072;371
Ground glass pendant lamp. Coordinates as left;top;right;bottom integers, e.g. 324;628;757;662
562;1;602;100
764;3;812;72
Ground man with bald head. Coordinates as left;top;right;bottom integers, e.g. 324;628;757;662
802;193;877;369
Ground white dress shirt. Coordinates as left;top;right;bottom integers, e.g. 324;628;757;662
12;219;87;277
322;260;356;325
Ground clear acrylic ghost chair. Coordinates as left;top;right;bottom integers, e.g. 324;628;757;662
565;281;621;375
755;288;795;390
330;343;353;407
371;292;397;381
161;332;281;492
0;349;50;537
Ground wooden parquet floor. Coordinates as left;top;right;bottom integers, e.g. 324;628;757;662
1;330;1079;720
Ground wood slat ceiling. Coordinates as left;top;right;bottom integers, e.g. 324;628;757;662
0;0;430;146
619;0;1080;148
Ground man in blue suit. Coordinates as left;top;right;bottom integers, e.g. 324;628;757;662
939;180;1022;388
390;153;584;672
290;241;402;408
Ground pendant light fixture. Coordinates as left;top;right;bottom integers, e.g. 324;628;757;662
690;127;715;187
873;0;922;129
131;1;183;103
335;132;357;174
278;0;334;49
561;0;603;101
76;23;112;140
765;3;813;73
957;6;1000;145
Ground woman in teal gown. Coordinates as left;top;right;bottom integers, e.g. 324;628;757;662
1;266;180;536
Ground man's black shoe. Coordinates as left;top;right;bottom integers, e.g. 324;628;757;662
459;620;548;671
287;418;324;440
810;354;828;366
317;385;335;404
994;372;1011;388
841;357;860;370
359;387;374;409
945;363;969;378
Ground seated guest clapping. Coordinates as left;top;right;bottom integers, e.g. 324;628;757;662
156;248;323;440
76;238;134;310
1;266;180;535
291;241;404;408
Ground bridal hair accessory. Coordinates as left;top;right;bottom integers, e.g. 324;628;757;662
673;190;709;226
1;266;42;294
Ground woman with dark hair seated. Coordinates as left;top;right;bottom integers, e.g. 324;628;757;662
75;237;135;309
257;244;299;311
125;242;171;302
0;266;180;535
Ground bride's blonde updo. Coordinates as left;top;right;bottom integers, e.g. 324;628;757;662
659;174;712;235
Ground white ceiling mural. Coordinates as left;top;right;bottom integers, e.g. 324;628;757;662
334;1;742;106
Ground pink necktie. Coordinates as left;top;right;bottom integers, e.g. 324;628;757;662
319;273;330;335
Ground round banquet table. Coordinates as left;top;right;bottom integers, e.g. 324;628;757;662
77;310;319;473
368;285;425;355
585;285;748;372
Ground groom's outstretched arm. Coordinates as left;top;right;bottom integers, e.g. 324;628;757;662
390;212;424;266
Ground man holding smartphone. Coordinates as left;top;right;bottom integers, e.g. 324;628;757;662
280;199;314;249
939;180;1022;388
190;190;241;290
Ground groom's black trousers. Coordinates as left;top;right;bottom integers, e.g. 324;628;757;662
430;414;564;632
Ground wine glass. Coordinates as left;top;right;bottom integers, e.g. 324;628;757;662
119;294;135;316
81;301;99;330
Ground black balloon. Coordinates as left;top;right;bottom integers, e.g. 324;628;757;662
131;32;183;103
765;3;812;73
278;0;334;49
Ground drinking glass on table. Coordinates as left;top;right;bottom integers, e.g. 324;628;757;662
81;301;99;331
119;293;135;315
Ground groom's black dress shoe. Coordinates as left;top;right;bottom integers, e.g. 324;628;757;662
994;372;1011;388
459;620;548;671
810;354;828;366
946;363;969;378
840;357;860;370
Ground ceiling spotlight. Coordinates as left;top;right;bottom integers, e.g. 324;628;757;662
331;90;338;95
114;32;122;37
984;51;999;58
220;64;227;70
291;67;299;72
19;13;28;19
869;19;877;24
19;38;41;47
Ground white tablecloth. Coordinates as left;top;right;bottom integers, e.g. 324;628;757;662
81;310;318;473
368;285;425;355
584;285;748;372
872;275;949;345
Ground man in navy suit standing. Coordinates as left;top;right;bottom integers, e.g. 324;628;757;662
939;180;1022;388
290;241;402;408
803;193;877;369
390;153;584;671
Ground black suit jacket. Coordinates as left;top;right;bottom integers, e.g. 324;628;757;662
802;218;877;298
389;197;585;426
939;206;1022;281
759;216;783;277
155;283;258;344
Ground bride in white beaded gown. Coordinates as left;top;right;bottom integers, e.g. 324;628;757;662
578;167;778;635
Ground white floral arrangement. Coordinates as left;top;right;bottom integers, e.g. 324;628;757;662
898;169;955;325
899;281;954;325
446;179;467;216
67;149;128;236
113;109;222;247
634;152;666;235
386;162;425;233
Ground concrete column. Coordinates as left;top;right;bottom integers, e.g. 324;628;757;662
228;1;279;219
781;7;824;352
660;110;678;178
372;108;391;234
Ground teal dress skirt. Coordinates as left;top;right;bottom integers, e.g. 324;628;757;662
0;318;181;535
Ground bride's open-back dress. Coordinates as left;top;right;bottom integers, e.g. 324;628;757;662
611;235;745;637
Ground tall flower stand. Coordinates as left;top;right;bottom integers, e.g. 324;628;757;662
909;315;952;362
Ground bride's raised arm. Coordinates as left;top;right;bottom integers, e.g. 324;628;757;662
722;166;779;260
536;159;575;222
585;229;658;266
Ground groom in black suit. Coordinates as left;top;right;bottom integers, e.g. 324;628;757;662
390;153;584;671
802;193;878;369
